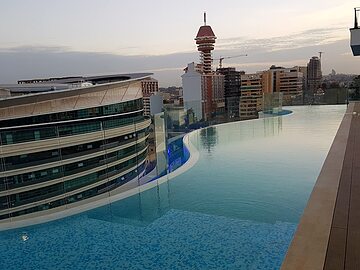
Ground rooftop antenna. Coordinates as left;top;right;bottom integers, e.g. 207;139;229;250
204;12;207;26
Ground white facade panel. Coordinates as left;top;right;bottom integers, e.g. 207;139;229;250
181;63;203;121
150;93;163;115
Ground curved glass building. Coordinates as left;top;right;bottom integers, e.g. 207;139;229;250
0;74;152;222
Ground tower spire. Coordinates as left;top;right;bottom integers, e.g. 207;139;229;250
204;12;206;26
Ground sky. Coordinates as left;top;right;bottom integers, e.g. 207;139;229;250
0;0;358;86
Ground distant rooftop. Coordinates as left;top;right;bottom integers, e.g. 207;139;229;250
17;73;152;85
0;84;70;94
0;73;152;95
0;73;153;106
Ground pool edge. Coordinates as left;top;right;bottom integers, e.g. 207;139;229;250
281;103;354;270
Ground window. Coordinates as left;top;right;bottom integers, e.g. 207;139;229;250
34;131;41;140
5;134;13;144
0;99;143;128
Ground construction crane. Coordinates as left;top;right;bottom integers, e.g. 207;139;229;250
319;51;324;61
214;54;248;69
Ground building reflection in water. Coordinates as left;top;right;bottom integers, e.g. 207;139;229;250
199;127;218;153
88;181;171;226
263;116;283;137
87;116;281;226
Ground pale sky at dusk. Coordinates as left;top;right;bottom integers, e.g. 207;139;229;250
0;0;359;86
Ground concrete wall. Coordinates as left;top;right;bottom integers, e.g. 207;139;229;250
150;93;163;115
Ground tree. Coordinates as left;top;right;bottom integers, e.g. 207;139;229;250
349;75;360;100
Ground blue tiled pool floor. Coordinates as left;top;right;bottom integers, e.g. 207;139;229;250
0;209;296;270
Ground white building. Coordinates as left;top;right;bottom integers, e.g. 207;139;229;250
181;62;203;121
149;93;163;115
141;78;163;116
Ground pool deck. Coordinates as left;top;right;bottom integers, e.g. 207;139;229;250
281;102;360;270
323;102;360;270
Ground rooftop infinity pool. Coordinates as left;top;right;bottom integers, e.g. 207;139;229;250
0;105;346;270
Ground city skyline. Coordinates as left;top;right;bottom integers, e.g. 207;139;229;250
0;0;358;86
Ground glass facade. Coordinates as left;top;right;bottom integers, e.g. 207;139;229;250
0;98;143;128
0;98;150;220
0;152;147;211
0;112;144;145
0;140;147;191
154;112;168;176
0;163;146;220
0;128;148;172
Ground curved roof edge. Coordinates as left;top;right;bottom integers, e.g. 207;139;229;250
0;73;153;108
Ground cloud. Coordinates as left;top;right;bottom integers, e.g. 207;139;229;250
217;27;348;53
0;46;71;53
0;27;356;87
230;59;309;70
0;45;197;86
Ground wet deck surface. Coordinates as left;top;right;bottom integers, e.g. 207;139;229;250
324;102;360;270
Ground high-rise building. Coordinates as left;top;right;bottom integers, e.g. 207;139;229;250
0;74;151;221
182;14;225;121
141;78;163;116
307;56;322;101
240;73;263;119
262;66;304;105
195;13;216;74
141;78;158;97
202;73;225;119
182;62;203;121
299;66;308;100
217;67;244;119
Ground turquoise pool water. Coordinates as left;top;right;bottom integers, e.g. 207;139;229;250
0;105;346;270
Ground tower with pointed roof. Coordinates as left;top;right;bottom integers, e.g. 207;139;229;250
182;13;225;122
195;12;217;74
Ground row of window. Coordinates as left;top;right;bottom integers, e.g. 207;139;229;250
0;99;143;128
0;151;147;211
0;163;146;220
0;112;146;145
0;141;147;192
1;128;149;172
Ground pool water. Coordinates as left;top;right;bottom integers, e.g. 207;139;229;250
0;105;346;270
